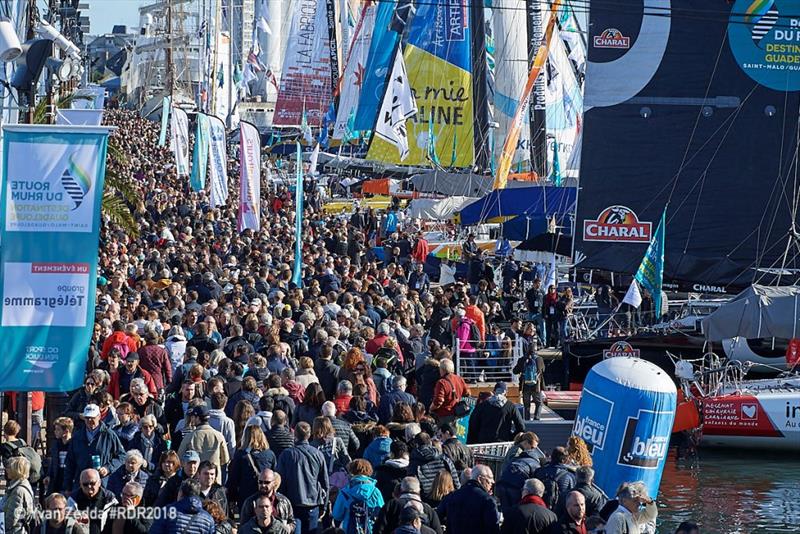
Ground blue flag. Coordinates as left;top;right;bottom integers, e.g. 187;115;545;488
634;209;666;317
292;142;304;288
427;112;440;166
190;114;210;192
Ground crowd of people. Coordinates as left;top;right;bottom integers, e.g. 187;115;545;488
0;111;700;534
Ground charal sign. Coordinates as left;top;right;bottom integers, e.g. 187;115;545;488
583;205;652;243
593;28;631;49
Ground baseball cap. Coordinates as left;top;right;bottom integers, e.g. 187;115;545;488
125;352;140;362
182;450;200;463
494;382;508;394
82;404;100;418
188;405;209;418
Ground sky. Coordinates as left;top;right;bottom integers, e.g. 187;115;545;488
87;0;143;35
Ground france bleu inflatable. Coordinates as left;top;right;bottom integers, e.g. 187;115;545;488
572;357;677;499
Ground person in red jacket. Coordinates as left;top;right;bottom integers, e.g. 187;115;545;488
100;320;138;361
137;331;173;394
412;231;429;265
109;353;158;400
430;358;471;426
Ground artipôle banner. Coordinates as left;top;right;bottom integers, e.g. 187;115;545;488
366;0;475;168
272;0;333;126
0;125;111;391
238;121;261;232
208;116;229;208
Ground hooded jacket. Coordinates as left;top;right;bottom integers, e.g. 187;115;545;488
150;496;216;534
373;492;442;534
467;393;526;444
407;445;460;499
332;476;385;533
275;439;329;507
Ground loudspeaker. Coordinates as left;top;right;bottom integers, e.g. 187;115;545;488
11;39;52;90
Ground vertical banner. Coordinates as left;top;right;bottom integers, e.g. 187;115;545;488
493;0;559;190
238;121;261;232
190;114;210;192
0;125;111;391
170;107;191;178
273;0;333;126
292;143;304;287
158;96;171;147
208;116;229;208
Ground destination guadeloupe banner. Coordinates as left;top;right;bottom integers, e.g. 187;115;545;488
0;125;111;391
367;0;475;167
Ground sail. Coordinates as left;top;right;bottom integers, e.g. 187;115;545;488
366;0;474;167
574;0;800;287
273;0;334;126
333;1;376;139
490;0;531;169
545;30;582;179
352;0;402;131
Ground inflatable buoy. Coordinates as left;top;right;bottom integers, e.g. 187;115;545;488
572;357;676;498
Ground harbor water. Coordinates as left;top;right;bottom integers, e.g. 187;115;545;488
657;450;800;533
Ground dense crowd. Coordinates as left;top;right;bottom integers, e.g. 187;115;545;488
0;111;701;534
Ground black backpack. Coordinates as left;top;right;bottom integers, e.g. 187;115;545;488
539;469;569;511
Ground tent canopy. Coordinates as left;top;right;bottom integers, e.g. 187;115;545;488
407;196;476;220
701;284;800;341
458;185;577;226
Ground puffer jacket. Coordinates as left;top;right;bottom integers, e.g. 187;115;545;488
407;445;460;499
150;496;216;534
332;476;385;533
275;440;329;507
239;491;295;529
496;449;543;514
3;479;34;534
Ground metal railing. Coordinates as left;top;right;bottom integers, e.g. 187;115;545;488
453;336;524;383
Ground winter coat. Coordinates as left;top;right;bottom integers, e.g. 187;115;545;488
226;448;278;509
3;479;34;534
332;476;385;533
467;394;525;444
63;388;93;422
129;430;167;473
574;481;609;518
293;404;320;426
363;436;392;468
107;465;149;500
275;440;329;507
142;472;174;507
377;389;416;425
238;518;287;534
266;426;295;459
373;493;442;534
496;449;544;514
426;306;453;348
64;423;127;492
208;408;237;454
499;495;557;534
68;486;118;534
329;416;361;458
441;437;473;471
101;331;138;360
437;480;500;534
455;318;477;354
46;437;71;495
137;343;173;390
416;361;442;408
532;463;576;510
238;491;295;529
374;458;409;502
150;496;216;534
177;423;230;473
407;445;460;499
430;374;469;418
314;358;341;400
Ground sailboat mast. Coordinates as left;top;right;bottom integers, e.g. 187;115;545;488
228;0;234;127
471;0;490;172
166;0;174;99
526;0;547;178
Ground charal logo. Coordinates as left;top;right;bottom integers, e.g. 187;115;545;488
593;28;631;49
573;388;614;453
618;409;672;469
741;403;758;419
60;153;93;210
583;205;652;243
603;341;641;359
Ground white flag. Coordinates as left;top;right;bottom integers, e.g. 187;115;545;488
622;280;643;308
170;107;191;177
309;143;320;176
374;47;418;160
208;116;229;208
238;121;261;232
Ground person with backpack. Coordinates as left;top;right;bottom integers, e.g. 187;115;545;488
100;320;138;361
496;434;545;517
513;345;546;421
3;456;36;534
332;459;384;534
0;420;43;486
533;447;577;512
466;382;526;445
429;359;470;427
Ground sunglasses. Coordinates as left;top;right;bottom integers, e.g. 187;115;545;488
81;481;99;487
258;479;274;485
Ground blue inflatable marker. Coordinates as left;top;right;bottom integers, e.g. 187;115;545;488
572;357;676;499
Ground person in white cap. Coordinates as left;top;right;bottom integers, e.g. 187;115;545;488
63;404;126;494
